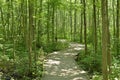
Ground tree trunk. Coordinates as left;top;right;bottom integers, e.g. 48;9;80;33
101;0;109;79
52;3;55;44
116;0;119;56
47;0;50;43
93;0;97;54
28;0;34;72
70;0;73;41
74;0;77;41
83;0;87;55
80;0;83;43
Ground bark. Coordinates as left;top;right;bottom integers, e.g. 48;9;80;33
83;0;87;54
70;0;73;40
74;0;77;41
28;0;34;72
93;0;97;54
47;0;50;43
101;0;109;79
116;0;119;55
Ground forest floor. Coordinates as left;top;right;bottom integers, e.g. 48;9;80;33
41;42;90;80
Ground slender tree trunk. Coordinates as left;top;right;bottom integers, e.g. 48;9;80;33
93;0;97;54
62;10;66;38
80;0;83;43
34;0;37;73
116;0;119;56
106;0;111;74
20;0;29;50
74;0;77;41
11;0;14;39
11;0;15;59
0;7;6;55
112;0;116;37
52;3;55;43
28;0;34;72
47;0;50;43
101;0;109;79
83;0;87;54
70;0;73;41
6;0;10;39
55;9;58;42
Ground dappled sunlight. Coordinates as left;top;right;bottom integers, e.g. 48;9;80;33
46;59;60;65
72;77;84;80
42;43;89;80
59;67;87;77
64;52;72;56
51;51;59;55
60;68;83;76
44;59;61;68
44;64;87;77
68;43;85;52
80;71;86;74
50;71;56;75
69;43;85;48
66;48;75;52
44;58;88;78
58;39;67;42
63;52;78;56
54;57;61;60
74;47;84;50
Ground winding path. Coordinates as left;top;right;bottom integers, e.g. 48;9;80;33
41;43;89;80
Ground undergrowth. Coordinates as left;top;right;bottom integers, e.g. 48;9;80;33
0;42;44;80
0;39;69;80
76;44;120;80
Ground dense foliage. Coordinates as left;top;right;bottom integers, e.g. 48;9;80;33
0;0;119;80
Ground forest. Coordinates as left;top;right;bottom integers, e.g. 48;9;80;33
0;0;120;80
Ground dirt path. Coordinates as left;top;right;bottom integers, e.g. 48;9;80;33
41;43;89;80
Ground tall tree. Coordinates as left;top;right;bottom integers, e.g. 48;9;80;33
70;0;73;40
28;0;34;72
55;9;58;42
116;0;119;56
47;0;50;43
80;0;83;43
11;0;15;59
74;0;77;41
6;0;10;39
101;0;109;79
83;0;87;54
52;1;55;44
21;0;28;49
0;4;6;55
93;0;97;54
112;0;116;37
106;0;111;73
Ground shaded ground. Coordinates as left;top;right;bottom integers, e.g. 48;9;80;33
41;42;89;80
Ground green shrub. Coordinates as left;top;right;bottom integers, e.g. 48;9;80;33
109;57;120;80
0;49;44;80
76;46;102;74
80;53;102;73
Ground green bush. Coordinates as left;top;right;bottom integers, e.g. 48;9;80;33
76;47;102;74
80;53;102;73
109;57;120;80
0;48;44;80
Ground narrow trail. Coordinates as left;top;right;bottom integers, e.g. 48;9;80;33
41;43;89;80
